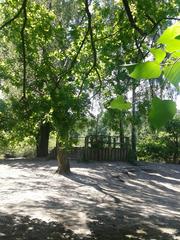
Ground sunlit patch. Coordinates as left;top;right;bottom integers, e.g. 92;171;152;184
125;234;139;239
136;229;147;235
0;233;6;237
174;236;180;240
159;227;177;235
148;172;180;182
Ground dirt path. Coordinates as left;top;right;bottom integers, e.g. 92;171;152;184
0;159;179;239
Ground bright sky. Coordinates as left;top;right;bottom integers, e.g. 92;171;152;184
177;95;180;110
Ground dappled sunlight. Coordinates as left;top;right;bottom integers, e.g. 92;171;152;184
0;159;180;239
148;172;180;182
151;180;180;193
159;227;178;235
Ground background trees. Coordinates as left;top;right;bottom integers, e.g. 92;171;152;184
0;0;179;170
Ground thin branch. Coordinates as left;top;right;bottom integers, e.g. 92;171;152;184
87;109;96;119
21;0;28;99
54;29;89;88
122;0;180;54
77;65;102;99
78;65;94;98
82;0;102;96
145;14;156;25
0;5;23;30
0;0;28;99
149;17;180;35
95;31;118;42
84;0;97;67
68;29;89;70
134;35;145;60
135;17;180;60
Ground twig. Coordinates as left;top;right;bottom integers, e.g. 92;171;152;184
78;65;94;97
134;35;145;60
69;29;89;70
55;29;89;88
149;17;180;35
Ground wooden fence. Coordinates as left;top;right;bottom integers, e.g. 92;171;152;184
83;147;129;162
51;135;131;162
69;147;130;162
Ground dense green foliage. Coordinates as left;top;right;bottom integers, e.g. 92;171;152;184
138;117;180;162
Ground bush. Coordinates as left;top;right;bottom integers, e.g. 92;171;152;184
137;132;179;163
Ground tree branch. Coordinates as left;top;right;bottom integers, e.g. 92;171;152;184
69;29;89;70
78;65;94;98
0;5;23;30
21;0;28;99
148;17;180;35
0;0;28;99
84;0;97;67
54;29;89;88
122;0;146;36
134;35;145;60
136;17;180;60
83;0;102;93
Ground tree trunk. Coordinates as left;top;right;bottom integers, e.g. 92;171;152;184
173;135;179;163
119;118;124;147
56;142;71;174
36;122;51;158
131;82;137;163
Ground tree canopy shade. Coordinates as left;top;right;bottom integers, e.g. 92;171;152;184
0;0;179;171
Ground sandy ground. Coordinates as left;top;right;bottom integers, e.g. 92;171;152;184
0;159;179;240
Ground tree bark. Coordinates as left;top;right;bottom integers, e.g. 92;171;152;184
56;142;71;174
36;122;51;158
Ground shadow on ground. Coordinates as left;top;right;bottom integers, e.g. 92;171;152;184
0;212;178;240
0;212;89;240
0;159;180;239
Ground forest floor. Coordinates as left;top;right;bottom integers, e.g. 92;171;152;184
0;159;179;240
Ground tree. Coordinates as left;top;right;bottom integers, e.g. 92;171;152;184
0;0;91;169
165;117;180;162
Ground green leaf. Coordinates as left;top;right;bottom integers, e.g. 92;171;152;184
130;61;161;79
126;64;137;74
171;51;180;58
157;22;180;52
149;97;176;129
150;48;166;63
163;61;180;89
175;35;180;40
110;96;131;111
